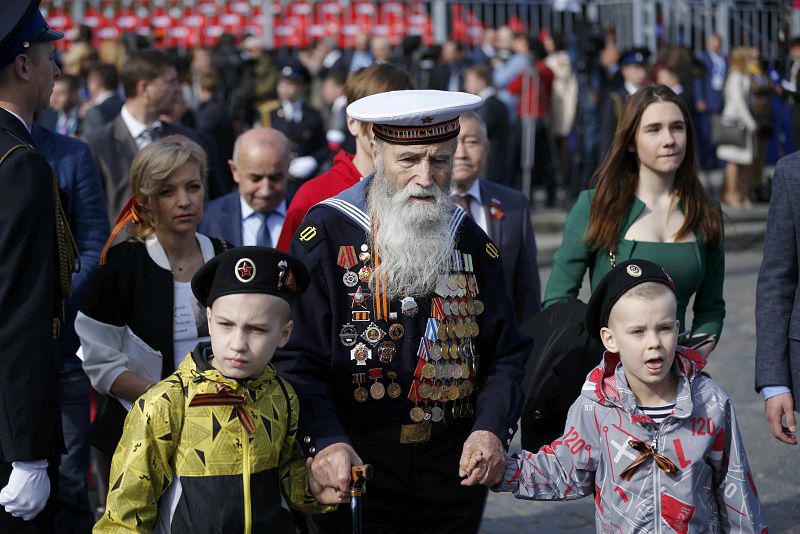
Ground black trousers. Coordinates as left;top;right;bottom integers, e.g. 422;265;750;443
0;460;59;533
307;420;488;534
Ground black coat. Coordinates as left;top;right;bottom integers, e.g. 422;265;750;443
478;94;511;183
81;95;123;134
0;108;61;463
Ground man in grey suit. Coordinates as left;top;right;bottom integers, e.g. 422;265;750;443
81;62;122;134
83;49;223;223
451;111;541;323
756;151;800;445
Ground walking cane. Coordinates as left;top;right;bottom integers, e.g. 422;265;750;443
350;464;373;534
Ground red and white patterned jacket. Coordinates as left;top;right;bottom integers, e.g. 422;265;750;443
497;348;767;533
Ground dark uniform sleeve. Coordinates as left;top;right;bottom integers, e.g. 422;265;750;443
0;147;59;461
466;222;532;448
274;213;352;454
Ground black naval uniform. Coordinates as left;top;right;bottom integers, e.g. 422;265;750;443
273;177;532;533
0;107;63;531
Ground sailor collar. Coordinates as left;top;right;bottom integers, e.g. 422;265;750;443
318;175;467;241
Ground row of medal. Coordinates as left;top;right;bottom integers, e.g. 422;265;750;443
407;250;482;423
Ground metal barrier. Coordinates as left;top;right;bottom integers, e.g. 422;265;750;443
42;0;792;61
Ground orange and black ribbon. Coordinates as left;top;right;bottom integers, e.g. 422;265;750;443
371;212;389;321
189;383;256;434
620;440;679;481
99;196;145;265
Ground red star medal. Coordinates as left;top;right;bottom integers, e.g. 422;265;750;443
349;286;371;309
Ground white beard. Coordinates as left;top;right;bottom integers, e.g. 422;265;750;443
366;164;454;299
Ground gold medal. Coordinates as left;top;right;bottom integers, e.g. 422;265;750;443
471;322;480;337
429;382;442;401
410;406;426;423
458;300;468;316
353;372;368;402
449;342;459;360
461;363;471;378
386;371;401;398
466;299;476;315
422;362;436;380
467;275;478;293
362;323;385;345
358;266;372;283
457;274;467;289
359;251;371;263
474;300;485;315
437;324;449;341
418;381;432;399
462;380;474;397
446;323;457;339
454;322;466;339
370;381;385;400
448;384;460;401
388;323;404;340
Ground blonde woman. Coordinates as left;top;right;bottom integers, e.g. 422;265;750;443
717;47;758;208
75;135;228;456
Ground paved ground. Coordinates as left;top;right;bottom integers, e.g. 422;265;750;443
480;248;800;533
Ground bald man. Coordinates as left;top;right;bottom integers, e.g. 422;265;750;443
199;128;291;246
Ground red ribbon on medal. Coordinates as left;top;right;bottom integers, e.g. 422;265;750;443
414;358;426;379
369;368;383;379
431;297;445;320
337;246;358;271
407;379;421;403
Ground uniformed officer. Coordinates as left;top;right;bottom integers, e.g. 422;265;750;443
258;61;327;195
274;90;532;533
599;47;651;156
0;1;77;531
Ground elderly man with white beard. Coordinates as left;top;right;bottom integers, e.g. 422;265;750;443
272;90;532;533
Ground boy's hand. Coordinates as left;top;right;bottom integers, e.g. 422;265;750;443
459;431;505;486
765;393;797;445
305;458;347;504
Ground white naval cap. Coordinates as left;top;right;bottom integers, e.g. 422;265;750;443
346;90;482;145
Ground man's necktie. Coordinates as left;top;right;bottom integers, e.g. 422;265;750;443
256;215;272;247
453;194;473;218
138;125;161;147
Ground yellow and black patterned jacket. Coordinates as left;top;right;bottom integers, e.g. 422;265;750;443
95;343;333;533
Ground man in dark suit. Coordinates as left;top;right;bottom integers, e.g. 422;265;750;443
783;37;800;152
31;124;108;532
81;62;122;134
451;111;541;324
35;74;81;135
598;48;650;157
199;128;290;247
756;151;800;446
257;62;328;196
0;2;76;529
83;49;223;224
464;64;511;187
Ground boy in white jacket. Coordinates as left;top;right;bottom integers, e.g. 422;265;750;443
464;260;765;533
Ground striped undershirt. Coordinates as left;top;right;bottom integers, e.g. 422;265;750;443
638;404;676;424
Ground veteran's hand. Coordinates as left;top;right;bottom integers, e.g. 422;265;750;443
765;393;797;445
310;442;363;493
459;430;505;486
306;458;347;504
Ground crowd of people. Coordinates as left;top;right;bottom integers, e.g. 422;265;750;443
2;0;800;533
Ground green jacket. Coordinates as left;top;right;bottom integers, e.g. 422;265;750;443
543;190;725;339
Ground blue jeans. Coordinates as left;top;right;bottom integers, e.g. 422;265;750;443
56;364;94;533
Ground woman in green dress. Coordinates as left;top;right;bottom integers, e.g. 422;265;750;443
544;84;724;357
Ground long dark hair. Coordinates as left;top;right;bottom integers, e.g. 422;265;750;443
586;84;722;251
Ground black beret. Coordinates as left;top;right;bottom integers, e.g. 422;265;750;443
585;259;676;340
192;247;310;307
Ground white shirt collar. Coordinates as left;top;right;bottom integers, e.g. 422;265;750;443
4;108;30;132
95;90;116;105
478;87;496;99
120;104;162;140
332;94;347;113
452;179;482;204
240;195;287;220
145;233;216;271
624;81;640;96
